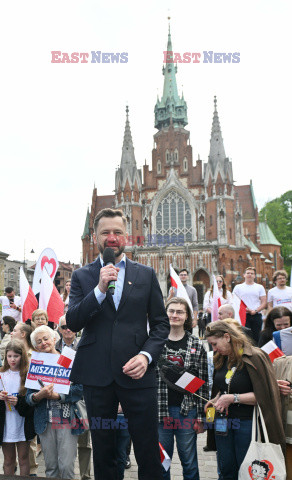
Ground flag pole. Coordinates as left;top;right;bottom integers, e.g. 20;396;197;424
0;376;12;411
192;391;215;405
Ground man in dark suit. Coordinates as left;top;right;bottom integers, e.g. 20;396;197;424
67;208;169;480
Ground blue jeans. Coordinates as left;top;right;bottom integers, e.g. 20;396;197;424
215;418;252;480
158;406;199;480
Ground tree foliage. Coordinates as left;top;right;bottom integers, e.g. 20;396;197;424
259;190;292;268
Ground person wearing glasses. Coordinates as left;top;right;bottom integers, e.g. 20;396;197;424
56;316;79;353
157;297;209;480
168;269;199;327
203;275;233;323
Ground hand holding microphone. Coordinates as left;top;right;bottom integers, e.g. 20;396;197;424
98;247;120;295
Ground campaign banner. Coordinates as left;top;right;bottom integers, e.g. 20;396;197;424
25;351;73;394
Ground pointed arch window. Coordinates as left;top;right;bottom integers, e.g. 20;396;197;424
157;160;161;174
166;150;170;164
174;148;178;162
274;250;277;269
155;190;192;243
183;157;188;172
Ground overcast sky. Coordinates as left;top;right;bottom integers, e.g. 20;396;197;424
0;0;290;265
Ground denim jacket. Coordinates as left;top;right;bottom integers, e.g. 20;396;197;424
26;383;84;435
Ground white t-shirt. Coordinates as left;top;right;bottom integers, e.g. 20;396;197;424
0;296;22;323
1;370;25;442
267;286;292;311
233;283;266;311
203;289;233;311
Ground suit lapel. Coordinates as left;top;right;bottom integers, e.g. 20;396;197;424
117;258;139;313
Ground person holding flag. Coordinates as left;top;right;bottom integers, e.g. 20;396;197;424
26;325;83;480
203;275;233;323
157;297;209;480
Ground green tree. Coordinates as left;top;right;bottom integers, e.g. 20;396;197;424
259;190;292;269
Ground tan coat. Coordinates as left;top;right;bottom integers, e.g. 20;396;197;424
273;355;292;444
0;333;11;361
242;344;286;454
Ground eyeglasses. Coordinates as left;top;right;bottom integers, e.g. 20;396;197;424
60;325;69;330
217;280;223;284
167;309;187;316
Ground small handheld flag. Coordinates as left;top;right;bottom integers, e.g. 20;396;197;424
175;372;205;394
159;443;171;471
57;346;76;369
261;341;284;363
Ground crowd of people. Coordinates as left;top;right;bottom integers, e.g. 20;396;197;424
0;208;291;480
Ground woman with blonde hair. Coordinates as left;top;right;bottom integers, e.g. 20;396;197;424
204;320;285;478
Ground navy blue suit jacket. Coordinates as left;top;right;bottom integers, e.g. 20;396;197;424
66;257;169;389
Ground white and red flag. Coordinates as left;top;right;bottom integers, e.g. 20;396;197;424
159;442;171;471
175;372;205;394
39;267;64;324
19;267;38;322
233;293;247;326
57;346;76;369
261;340;284;363
169;264;193;315
211;275;221;322
32;248;59;296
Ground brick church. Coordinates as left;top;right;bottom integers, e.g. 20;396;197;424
82;28;282;304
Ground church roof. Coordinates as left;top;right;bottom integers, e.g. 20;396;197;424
81;208;90;240
259;222;281;246
244;236;261;253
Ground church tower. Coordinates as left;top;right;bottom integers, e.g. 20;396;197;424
115;106;143;242
204;96;243;248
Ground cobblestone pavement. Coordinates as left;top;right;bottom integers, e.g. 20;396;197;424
0;431;218;479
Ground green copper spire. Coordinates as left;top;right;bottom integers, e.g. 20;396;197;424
81;207;90;240
154;26;188;130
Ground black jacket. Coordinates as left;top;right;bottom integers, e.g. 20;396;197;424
67;257;170;388
0;394;35;445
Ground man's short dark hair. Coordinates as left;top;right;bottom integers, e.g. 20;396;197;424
5;287;14;294
93;208;127;232
179;269;189;275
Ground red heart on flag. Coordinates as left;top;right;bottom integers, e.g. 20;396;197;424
41;256;57;278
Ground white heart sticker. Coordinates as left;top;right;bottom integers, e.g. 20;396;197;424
43;262;54;277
